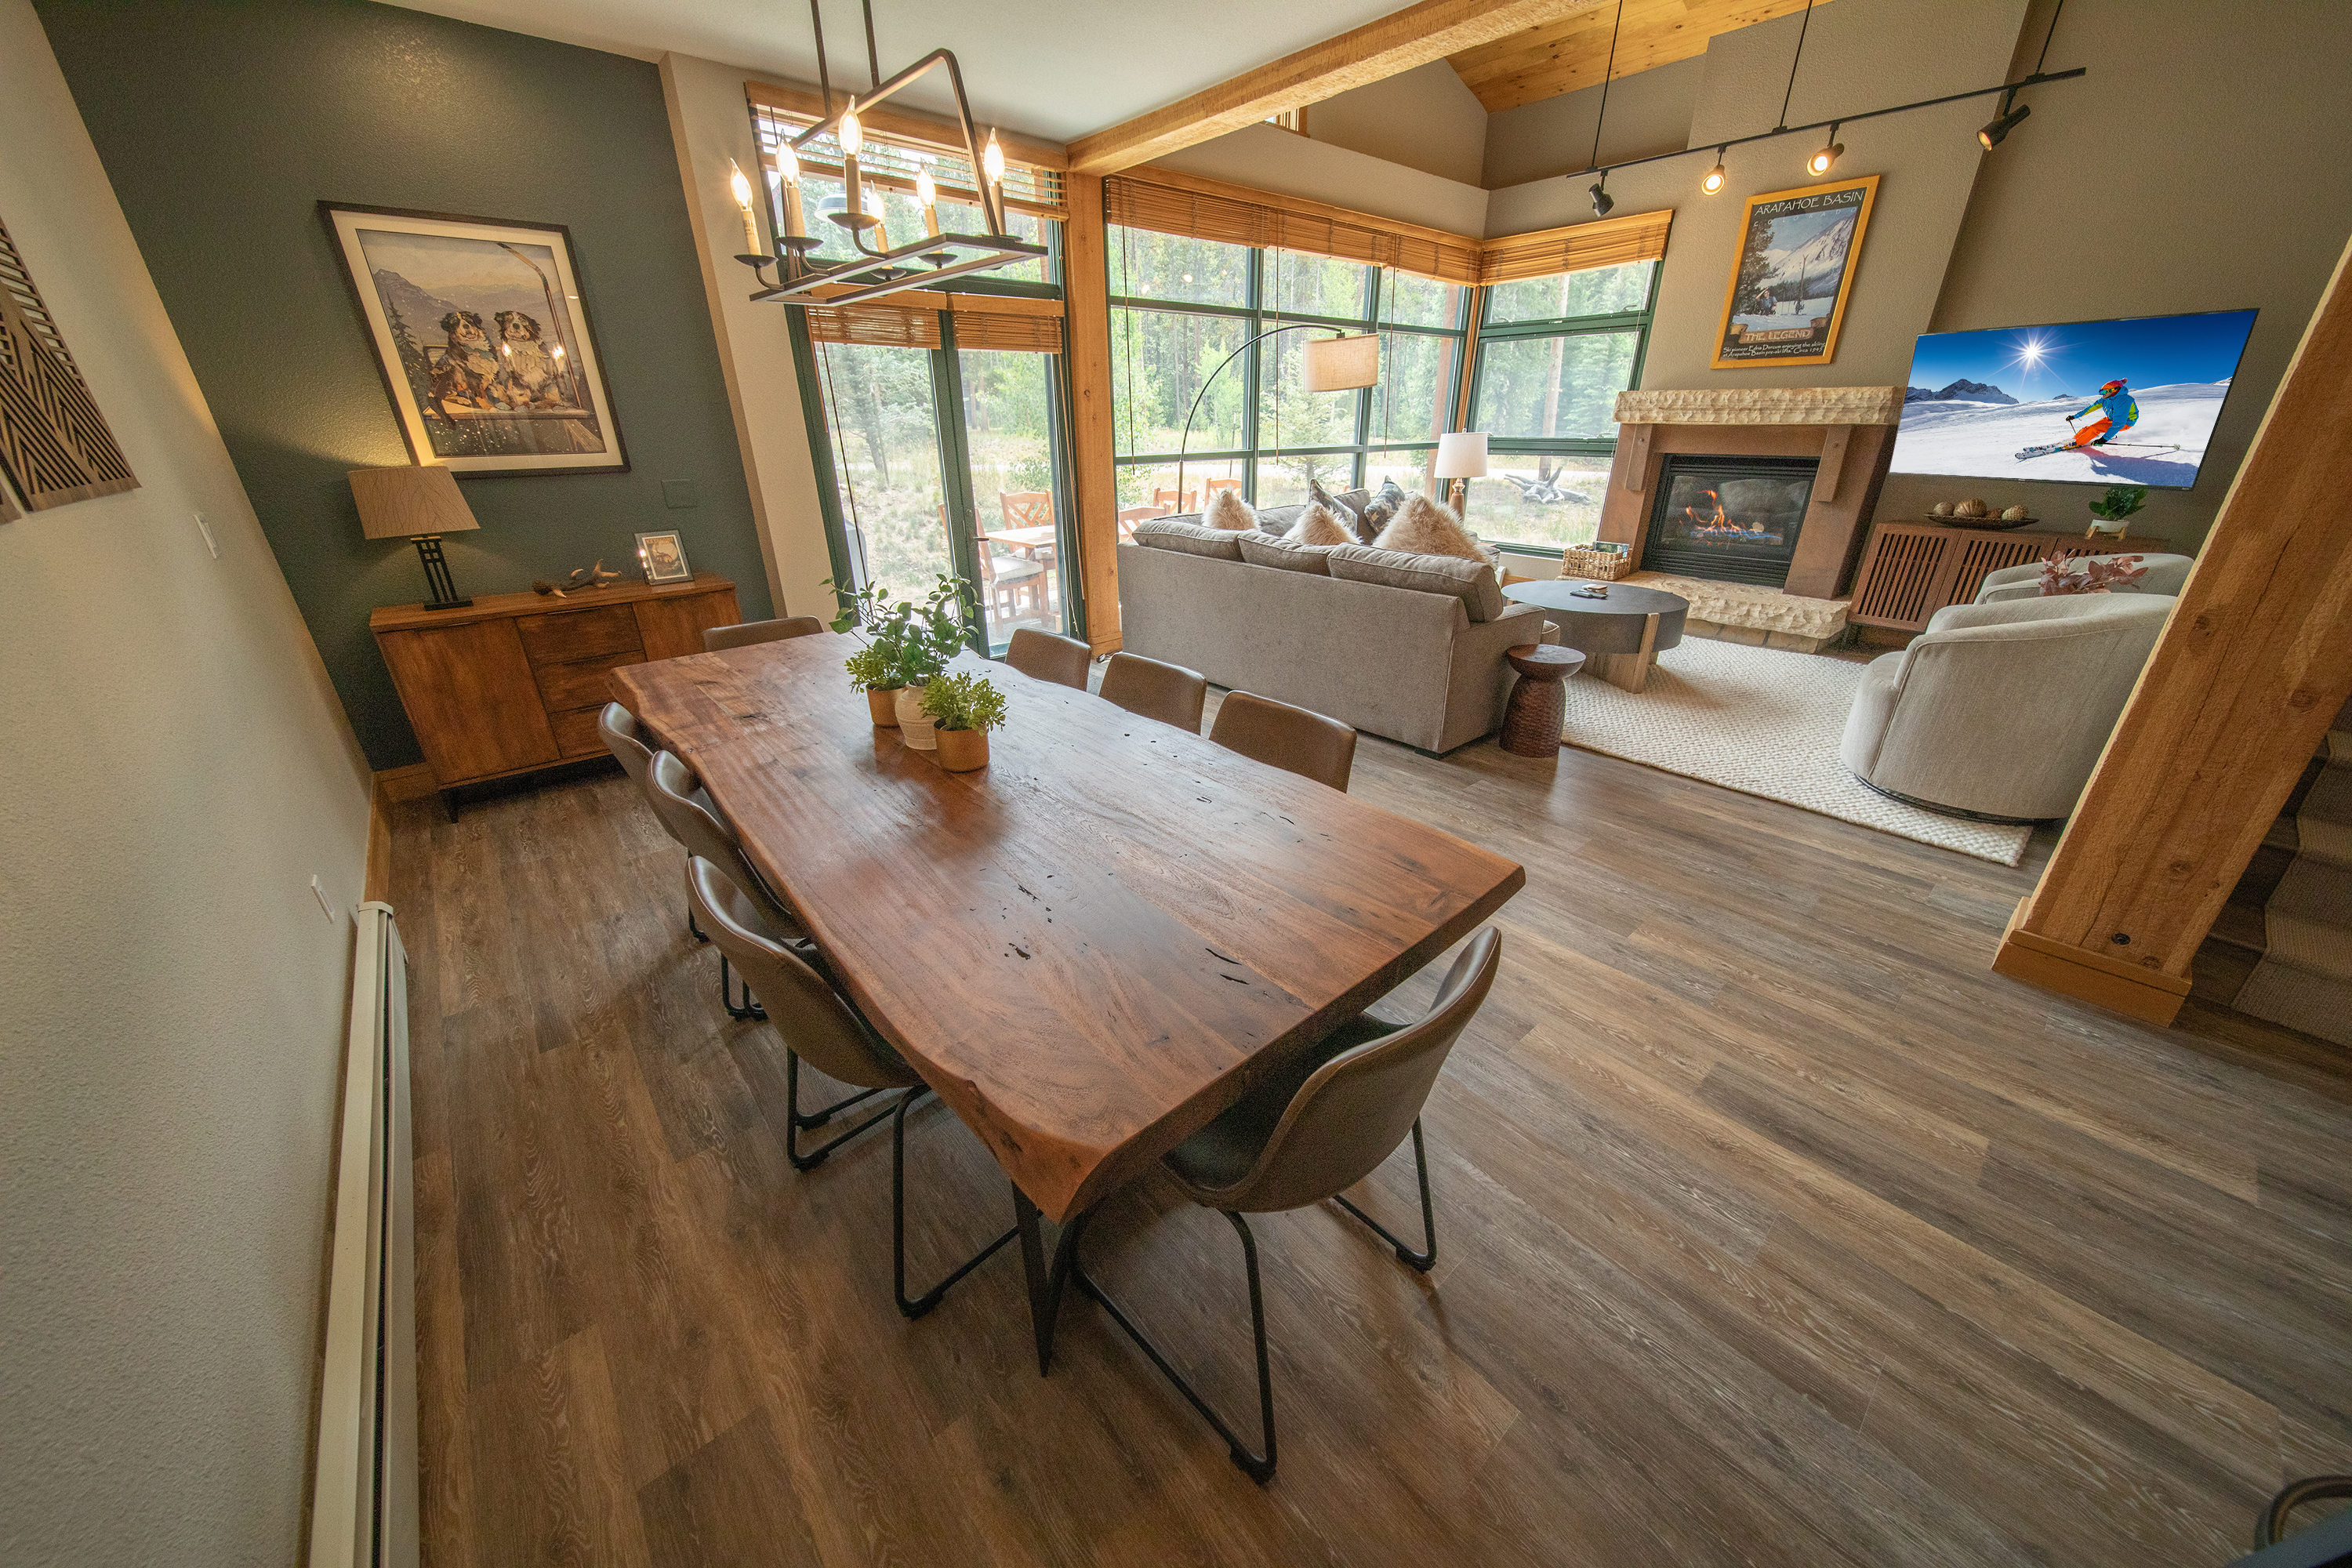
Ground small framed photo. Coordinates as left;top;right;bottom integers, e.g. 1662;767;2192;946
635;529;691;584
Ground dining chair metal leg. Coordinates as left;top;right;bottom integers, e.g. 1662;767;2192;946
784;1050;895;1171
1071;1210;1278;1483
892;1088;1019;1318
719;953;766;1022
1329;1118;1438;1272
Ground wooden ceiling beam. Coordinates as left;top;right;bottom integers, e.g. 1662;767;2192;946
1450;0;1830;114
1066;0;1609;176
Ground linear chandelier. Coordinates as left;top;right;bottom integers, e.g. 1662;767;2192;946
1578;0;2084;215
733;0;1046;307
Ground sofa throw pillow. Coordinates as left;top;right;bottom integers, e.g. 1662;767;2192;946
1374;492;1490;563
1308;477;1362;535
1236;530;1334;574
1203;488;1256;531
1327;545;1508;622
1286;503;1355;547
1356;478;1406;543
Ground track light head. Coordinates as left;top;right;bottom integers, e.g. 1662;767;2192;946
1807;127;1843;177
1589;176;1613;217
1977;100;2031;149
1701;147;1727;195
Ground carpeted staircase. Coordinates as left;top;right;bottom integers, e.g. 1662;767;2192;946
2203;700;2352;1045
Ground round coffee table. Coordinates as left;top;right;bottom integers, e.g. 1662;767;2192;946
1502;579;1689;694
1500;644;1584;757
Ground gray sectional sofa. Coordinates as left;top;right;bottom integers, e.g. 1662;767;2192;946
1116;510;1556;754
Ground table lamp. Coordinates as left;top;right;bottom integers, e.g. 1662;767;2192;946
350;465;480;610
1435;431;1488;512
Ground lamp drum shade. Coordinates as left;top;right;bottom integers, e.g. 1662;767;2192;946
350;465;481;540
1301;332;1379;393
1434;431;1489;480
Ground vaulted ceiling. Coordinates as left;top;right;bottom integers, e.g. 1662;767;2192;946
1448;0;1834;113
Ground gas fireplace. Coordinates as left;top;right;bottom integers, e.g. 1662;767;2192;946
1640;455;1820;587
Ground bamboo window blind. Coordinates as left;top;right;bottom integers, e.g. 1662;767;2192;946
804;293;1064;354
1477;209;1674;285
1104;170;1483;286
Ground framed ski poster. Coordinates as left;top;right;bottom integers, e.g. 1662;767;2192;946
1711;175;1879;370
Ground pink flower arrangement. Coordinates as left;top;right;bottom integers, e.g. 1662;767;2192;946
2040;554;2148;596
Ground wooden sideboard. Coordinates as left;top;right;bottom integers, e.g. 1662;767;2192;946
1848;521;2096;633
372;574;739;807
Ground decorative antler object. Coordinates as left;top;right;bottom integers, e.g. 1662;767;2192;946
532;559;624;597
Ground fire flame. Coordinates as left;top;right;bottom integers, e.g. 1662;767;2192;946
1682;488;1775;542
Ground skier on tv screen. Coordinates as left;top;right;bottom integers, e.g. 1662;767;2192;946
2067;379;2140;448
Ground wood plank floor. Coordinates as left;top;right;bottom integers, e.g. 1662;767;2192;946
391;696;2352;1568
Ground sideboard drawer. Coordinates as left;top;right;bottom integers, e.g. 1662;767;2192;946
548;704;611;760
535;650;643;712
518;603;643;665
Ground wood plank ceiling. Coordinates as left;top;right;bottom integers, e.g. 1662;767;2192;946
1449;0;1834;114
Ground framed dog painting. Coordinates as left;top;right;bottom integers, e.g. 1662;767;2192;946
324;204;626;477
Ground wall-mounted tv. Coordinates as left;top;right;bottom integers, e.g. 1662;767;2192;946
1890;308;2256;488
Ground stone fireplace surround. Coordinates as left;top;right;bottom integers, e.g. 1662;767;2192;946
1598;387;1904;601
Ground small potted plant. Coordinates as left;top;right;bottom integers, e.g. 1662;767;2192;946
2086;484;2147;542
826;577;910;727
920;670;1008;771
887;576;983;752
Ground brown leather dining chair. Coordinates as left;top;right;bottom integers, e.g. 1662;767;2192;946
647;750;805;1022
1005;627;1091;691
1098;651;1207;732
688;857;1016;1312
1209;691;1357;792
600;702;702;940
1068;927;1501;1482
704;615;825;652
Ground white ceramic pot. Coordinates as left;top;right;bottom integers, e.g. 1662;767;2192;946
895;682;937;750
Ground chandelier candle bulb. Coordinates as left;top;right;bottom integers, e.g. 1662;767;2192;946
982;129;1006;187
838;97;863;158
775;143;804;238
916;166;939;236
727;159;760;254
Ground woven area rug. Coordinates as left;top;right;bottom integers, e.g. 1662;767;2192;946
1558;638;2034;866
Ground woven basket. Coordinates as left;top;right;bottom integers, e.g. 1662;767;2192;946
1560;546;1633;582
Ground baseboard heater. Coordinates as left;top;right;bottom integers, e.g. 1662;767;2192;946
310;902;419;1568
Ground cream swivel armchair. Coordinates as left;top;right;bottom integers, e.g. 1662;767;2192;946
1840;594;2172;821
1973;552;2194;604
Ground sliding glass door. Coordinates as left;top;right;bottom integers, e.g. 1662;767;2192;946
811;340;959;607
953;347;1067;653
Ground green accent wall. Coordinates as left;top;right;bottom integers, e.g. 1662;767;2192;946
37;0;773;769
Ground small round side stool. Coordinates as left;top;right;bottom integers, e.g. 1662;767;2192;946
1501;644;1584;757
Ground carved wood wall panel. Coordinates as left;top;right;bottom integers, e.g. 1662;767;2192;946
0;214;137;512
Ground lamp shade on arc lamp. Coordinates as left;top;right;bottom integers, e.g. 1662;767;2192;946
1302;332;1379;392
350;464;481;611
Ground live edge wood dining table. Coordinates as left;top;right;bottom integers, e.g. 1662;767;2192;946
611;631;1524;1370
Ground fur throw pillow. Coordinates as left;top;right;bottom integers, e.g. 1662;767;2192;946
1356;478;1407;543
1203;488;1256;531
1308;477;1361;536
1374;493;1489;563
1286;503;1355;547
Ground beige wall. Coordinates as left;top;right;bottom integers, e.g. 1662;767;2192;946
1487;0;2031;397
1482;55;1704;190
1152;122;1491;238
1307;60;1490;187
1879;0;2352;548
659;50;837;622
0;3;375;1561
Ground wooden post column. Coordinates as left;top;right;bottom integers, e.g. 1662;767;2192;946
1062;171;1121;654
1994;237;2352;1023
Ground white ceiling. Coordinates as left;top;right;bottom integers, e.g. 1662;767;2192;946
379;0;1406;143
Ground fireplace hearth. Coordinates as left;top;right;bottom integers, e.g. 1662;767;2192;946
1641;455;1819;587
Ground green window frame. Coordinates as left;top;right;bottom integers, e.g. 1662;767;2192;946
1105;228;1471;514
1461;259;1663;556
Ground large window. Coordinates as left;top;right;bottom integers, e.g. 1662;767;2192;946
1463;259;1659;552
1108;228;1467;515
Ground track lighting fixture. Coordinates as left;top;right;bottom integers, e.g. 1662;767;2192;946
1807;124;1842;177
1589;175;1614;218
1701;147;1727;194
1977;96;2031;149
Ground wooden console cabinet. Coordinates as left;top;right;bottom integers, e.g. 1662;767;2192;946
372;574;739;804
1848;522;2093;633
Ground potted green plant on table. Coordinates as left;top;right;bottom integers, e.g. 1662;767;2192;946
2085;485;2147;543
920;670;1009;771
826;575;980;750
